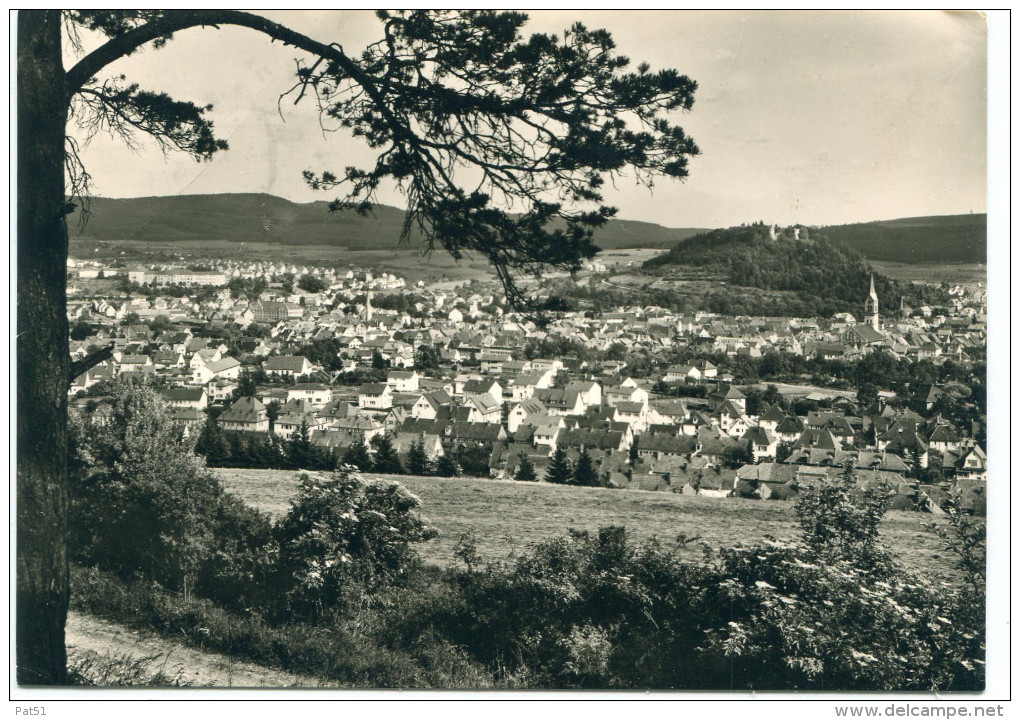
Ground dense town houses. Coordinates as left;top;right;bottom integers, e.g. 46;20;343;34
67;254;987;513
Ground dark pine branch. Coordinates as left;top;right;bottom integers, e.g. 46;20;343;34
63;9;700;311
68;342;115;386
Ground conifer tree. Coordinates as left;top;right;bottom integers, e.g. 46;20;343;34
195;415;230;466
406;439;431;476
287;421;315;469
342;437;373;472
435;453;460;478
544;447;573;485
572;448;599;487
514;454;538;482
371;435;404;475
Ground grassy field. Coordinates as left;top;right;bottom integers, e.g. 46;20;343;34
216;468;955;579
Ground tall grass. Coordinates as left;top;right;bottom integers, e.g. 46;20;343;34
68;651;192;687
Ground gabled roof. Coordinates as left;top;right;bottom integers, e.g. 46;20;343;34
316;399;357;420
392;431;443;454
169;407;203;422
449;422;505;442
359;383;390;396
710;386;746;401
712;400;745;418
289;382;329;391
463;378;500;394
742;426;776;445
535;388;581;409
401;418;449;436
775;415;805;434
792;428;841;451
207;356;241;373
637;434;698;454
468;395;501;414
280;398;316;414
219;397;267;424
847;324;885;344
736;462;799;484
512;398;547;415
556;428;624;451
265;355;311;372
760;404;787;423
926;422;961;444
331;415;381;431
118;355;151;365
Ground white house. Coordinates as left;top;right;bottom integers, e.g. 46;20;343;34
358;383;393;410
508;398;547;433
566;381;602;408
193;355;241;384
287;382;332;407
387;370;421;393
163;386;208;410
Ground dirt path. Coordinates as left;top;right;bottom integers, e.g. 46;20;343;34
66;611;335;688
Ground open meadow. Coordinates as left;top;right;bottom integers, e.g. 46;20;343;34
216;468;956;580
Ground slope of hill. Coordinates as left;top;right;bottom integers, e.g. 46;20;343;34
69;193;705;251
822;214;986;264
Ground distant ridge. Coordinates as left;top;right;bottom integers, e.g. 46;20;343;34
69;193;985;263
821;214;986;264
69;192;706;251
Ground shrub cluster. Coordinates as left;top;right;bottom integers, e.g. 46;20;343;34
381;506;983;689
70;385;437;622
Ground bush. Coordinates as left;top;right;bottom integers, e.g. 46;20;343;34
69;384;224;596
795;459;893;575
697;469;984;691
273;470;438;621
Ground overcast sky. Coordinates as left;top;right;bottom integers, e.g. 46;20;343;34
65;10;989;229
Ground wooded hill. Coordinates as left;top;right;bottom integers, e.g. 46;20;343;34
642;223;949;315
69;193;705;251
822;214;986;264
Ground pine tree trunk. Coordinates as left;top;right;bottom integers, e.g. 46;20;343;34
16;10;70;685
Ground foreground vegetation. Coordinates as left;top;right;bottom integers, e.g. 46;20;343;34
68;385;985;690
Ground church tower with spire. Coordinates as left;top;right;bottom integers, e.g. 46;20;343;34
865;274;880;331
364;291;373;324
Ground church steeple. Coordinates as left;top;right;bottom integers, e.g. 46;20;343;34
865;274;880;331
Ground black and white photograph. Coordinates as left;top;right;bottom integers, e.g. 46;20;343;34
12;8;1007;710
